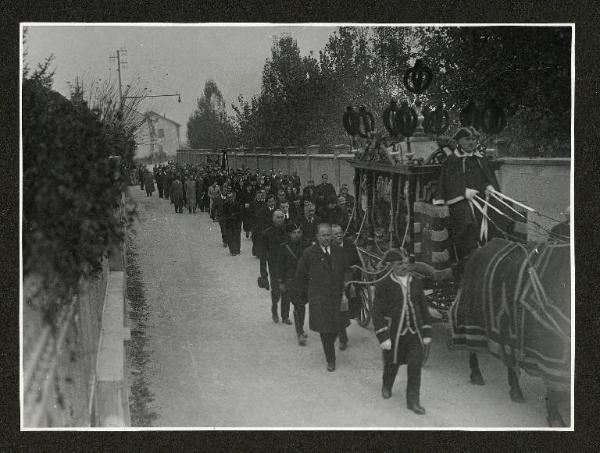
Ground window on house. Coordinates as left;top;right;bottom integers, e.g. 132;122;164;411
157;128;165;138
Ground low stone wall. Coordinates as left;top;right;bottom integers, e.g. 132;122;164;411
176;149;571;242
22;194;131;428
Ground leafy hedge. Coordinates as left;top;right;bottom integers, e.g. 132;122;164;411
23;78;135;304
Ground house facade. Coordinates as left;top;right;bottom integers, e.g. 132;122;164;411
134;111;181;160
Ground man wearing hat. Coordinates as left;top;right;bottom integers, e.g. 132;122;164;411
259;209;290;324
279;222;309;345
372;248;432;415
433;126;502;281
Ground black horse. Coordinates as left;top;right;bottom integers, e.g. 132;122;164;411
450;238;571;427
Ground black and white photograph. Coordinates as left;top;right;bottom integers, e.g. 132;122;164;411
20;23;573;430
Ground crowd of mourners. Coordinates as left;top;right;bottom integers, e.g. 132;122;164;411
132;126;571;418
135;160;433;415
136;160;432;415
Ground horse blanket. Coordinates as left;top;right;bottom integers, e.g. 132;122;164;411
450;238;571;390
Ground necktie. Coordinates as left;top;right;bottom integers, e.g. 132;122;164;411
324;247;331;266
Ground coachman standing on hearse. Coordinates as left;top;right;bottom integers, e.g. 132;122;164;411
432;126;504;282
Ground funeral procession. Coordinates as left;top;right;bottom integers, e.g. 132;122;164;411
22;24;572;429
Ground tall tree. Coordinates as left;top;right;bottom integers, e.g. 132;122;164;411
412;26;571;156
187;80;237;149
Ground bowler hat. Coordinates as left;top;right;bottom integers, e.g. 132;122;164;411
382;248;411;264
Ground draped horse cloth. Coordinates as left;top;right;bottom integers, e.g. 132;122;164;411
450;238;571;390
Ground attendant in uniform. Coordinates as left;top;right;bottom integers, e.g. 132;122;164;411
433;127;502;282
259;209;289;324
295;223;350;372
372;249;432;415
279;223;309;345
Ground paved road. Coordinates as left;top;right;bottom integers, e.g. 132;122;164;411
126;186;550;428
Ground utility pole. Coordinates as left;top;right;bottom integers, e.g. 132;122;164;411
109;47;127;111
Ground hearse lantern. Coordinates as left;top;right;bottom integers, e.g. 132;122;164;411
403;59;433;94
383;98;400;136
397;101;418;138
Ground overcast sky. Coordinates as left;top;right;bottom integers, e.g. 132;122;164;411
24;25;338;142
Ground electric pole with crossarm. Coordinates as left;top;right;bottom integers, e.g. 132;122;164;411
109;47;127;111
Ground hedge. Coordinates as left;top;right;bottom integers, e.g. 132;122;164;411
23;78;136;315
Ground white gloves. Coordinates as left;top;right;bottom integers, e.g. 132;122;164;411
485;185;495;195
465;188;479;200
423;337;431;345
380;339;392;350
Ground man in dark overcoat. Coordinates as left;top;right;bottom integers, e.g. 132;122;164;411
222;191;243;255
315;174;337;210
295;223;350;372
144;170;155;197
214;190;228;247
249;189;266;257
259;209;289;323
156;168;164;198
241;183;256;239
170;177;184;213
253;194;277;258
297;202;321;247
372;249;432;415
279;222;309;345
331;223;361;349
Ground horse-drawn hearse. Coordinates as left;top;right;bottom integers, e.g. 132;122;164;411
341;60;571;427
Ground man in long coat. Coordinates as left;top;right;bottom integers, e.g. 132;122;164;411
295;223;350;372
170;178;184;213
144;170;155;197
185;178;197;213
279;222;309;345
331;223;361;348
222;191;243;255
315;174;337;210
259;209;288;323
372;249;432;415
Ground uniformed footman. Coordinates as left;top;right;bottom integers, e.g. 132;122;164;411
372;248;432;415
